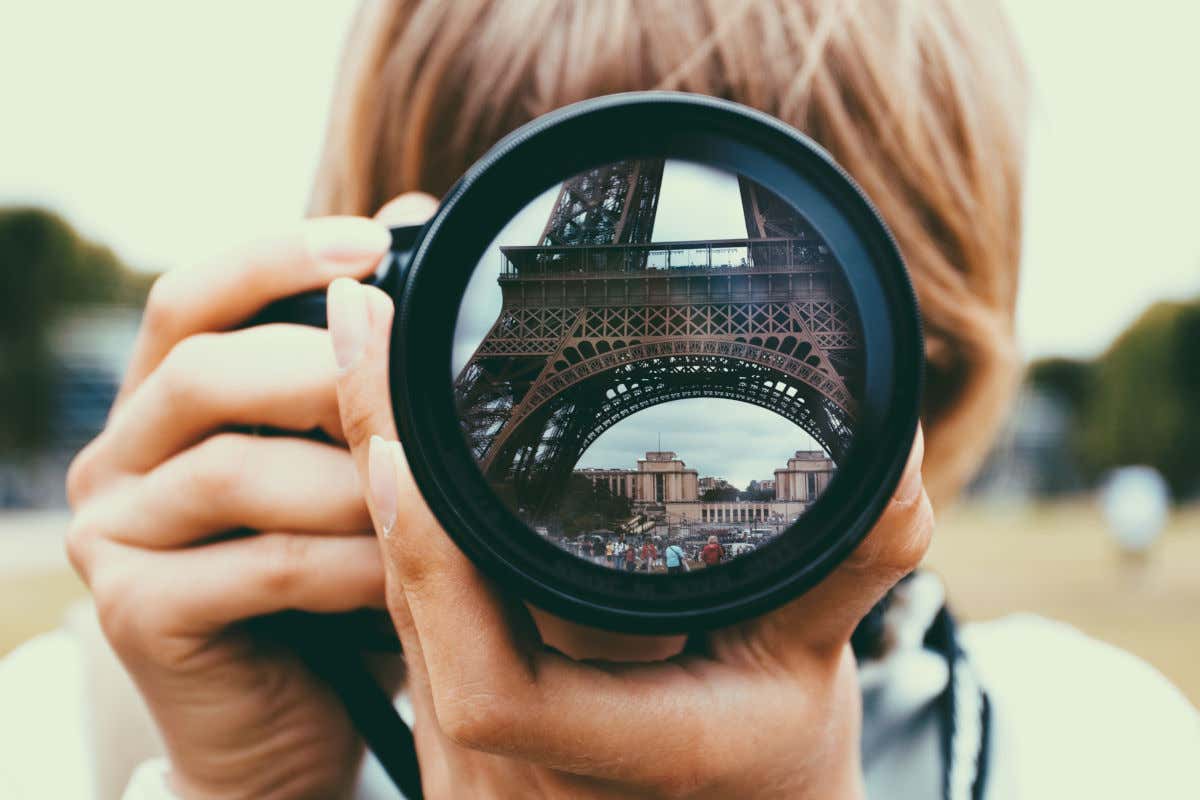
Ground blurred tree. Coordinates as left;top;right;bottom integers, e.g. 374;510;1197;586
1026;357;1095;413
556;475;633;535
0;208;152;455
1028;297;1200;500
742;480;775;502
701;486;739;502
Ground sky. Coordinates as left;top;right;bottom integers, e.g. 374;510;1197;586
3;1;1199;486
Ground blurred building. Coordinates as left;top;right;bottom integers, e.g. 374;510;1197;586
0;307;138;508
968;385;1081;500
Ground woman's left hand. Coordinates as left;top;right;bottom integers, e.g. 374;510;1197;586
327;195;933;800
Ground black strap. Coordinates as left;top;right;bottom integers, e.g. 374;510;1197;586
303;644;424;800
925;607;992;800
254;611;424;799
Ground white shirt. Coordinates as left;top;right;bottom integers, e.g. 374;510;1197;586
1;575;1196;799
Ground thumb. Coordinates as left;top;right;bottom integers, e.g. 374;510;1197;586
327;277;427;644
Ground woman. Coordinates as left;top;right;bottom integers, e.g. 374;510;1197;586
2;1;1196;798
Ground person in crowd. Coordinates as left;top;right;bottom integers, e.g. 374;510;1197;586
663;542;688;576
1;1;1195;798
700;535;724;567
640;539;658;573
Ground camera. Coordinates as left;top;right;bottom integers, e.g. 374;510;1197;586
260;92;922;634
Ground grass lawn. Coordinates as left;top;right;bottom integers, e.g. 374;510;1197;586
927;502;1199;706
0;569;86;657
2;503;1196;705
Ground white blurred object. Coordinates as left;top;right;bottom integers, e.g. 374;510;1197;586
1100;466;1170;554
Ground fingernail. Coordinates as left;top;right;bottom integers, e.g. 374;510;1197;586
369;435;398;538
304;217;391;269
327;277;368;371
374;193;440;227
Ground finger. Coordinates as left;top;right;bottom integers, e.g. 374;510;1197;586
93;324;343;474
373;192;439;226
325;273;441;731
74;434;370;550
115;216;391;409
89;533;386;643
729;427;933;662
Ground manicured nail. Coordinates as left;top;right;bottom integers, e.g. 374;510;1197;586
327;277;368;371
369;435;398;538
303;217;391;269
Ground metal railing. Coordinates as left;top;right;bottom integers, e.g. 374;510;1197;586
499;237;830;279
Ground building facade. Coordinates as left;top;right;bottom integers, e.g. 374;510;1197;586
774;450;835;502
577;451;700;504
577;448;834;526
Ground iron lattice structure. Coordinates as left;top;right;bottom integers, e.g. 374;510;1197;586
455;160;862;515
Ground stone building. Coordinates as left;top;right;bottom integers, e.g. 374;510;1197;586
576;451;698;504
774;450;835;502
577;448;834;527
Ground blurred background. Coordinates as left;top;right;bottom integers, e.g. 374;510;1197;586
1;1;1197;704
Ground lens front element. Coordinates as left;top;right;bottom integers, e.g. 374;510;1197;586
452;158;863;575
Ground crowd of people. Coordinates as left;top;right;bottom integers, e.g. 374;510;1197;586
561;532;738;573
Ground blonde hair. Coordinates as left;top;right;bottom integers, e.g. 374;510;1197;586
311;0;1030;508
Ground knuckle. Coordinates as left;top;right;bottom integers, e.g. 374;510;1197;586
65;440;103;507
187;432;251;500
158;333;218;404
337;399;380;449
64;513;98;580
142;274;183;339
256;532;309;596
436;685;523;752
91;568;144;647
845;489;934;582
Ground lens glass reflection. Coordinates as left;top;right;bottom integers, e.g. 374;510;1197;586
453;159;862;573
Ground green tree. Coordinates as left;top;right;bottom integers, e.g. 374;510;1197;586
0;208;152;455
701;486;739;502
1028;297;1200;500
1077;299;1200;499
557;475;633;536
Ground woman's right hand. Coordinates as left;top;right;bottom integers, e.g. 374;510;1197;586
64;206;431;799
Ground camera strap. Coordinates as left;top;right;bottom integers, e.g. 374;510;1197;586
925;606;992;800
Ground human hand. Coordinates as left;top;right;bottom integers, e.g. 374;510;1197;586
64;206;430;799
329;194;934;798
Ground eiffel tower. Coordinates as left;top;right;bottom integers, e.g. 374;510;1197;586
455;160;862;516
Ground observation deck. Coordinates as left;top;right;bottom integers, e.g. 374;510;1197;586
499;236;830;280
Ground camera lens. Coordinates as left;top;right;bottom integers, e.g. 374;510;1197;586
452;157;861;575
386;93;921;632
